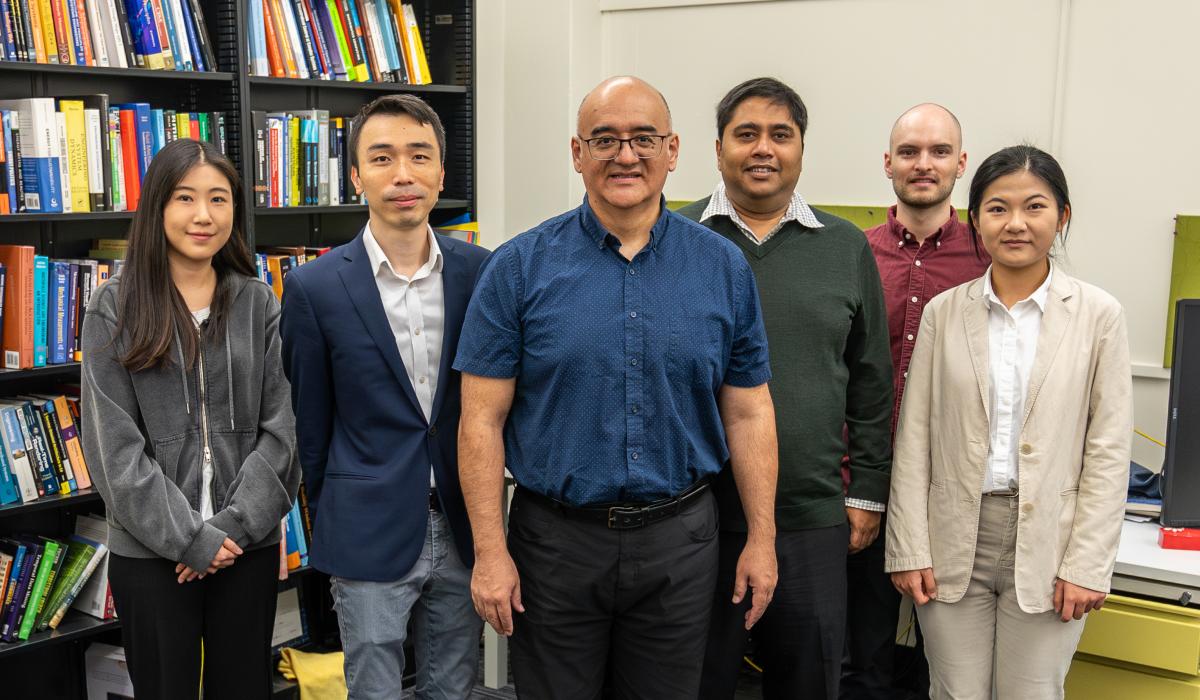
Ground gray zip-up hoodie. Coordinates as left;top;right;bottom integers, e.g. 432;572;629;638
81;273;300;574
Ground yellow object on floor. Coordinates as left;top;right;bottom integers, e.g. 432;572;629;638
278;647;348;700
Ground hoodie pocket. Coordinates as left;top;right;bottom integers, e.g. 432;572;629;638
152;434;186;483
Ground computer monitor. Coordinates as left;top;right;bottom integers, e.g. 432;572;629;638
1162;298;1200;527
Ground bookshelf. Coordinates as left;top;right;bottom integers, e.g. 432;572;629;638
0;0;476;695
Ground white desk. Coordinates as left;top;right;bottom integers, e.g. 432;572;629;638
1111;520;1200;605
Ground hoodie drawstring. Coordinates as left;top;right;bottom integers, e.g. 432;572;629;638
225;324;235;429
174;325;191;415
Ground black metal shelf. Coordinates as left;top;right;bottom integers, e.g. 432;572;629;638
254;199;469;216
0;610;118;659
0;60;235;82
0;211;134;223
247;76;467;94
0;362;81;381
0;487;102;519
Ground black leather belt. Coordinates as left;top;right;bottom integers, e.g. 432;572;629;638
429;488;442;512
516;478;710;530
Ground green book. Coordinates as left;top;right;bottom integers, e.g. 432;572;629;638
34;536;94;632
17;538;60;640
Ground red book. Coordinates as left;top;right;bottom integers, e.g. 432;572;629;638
262;0;285;77
0;246;35;369
48;0;72;64
118;109;141;210
147;0;173;66
73;0;94;65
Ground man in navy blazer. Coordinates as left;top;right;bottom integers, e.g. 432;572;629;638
280;94;488;699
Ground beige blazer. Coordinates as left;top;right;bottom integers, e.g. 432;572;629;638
885;267;1132;613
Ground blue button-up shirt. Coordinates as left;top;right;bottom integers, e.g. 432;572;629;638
454;197;771;506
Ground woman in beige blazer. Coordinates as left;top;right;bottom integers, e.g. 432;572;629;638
885;145;1132;700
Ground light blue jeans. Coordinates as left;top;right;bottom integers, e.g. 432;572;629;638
331;509;482;699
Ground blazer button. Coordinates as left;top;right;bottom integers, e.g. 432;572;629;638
1022;503;1034;514
1020;443;1032;455
429;426;438;437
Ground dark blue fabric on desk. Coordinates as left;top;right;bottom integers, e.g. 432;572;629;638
1129;461;1163;500
454;197;772;507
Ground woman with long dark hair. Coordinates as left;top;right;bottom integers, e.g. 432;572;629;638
885;145;1131;699
81;138;299;698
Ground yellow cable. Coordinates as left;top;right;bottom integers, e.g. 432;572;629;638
1135;429;1166;448
743;656;763;673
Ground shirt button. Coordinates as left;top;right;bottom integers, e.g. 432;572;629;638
906;334;914;341
630;311;637;318
897;240;904;247
905;233;913;239
1020;443;1032;455
911;296;919;303
630;358;638;366
419;376;426;384
903;371;908;378
631;452;639;461
628;268;636;275
631;405;639;414
914;260;922;267
414;328;422;336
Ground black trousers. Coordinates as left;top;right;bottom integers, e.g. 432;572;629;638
841;516;901;699
508;488;719;700
702;523;849;700
108;544;280;699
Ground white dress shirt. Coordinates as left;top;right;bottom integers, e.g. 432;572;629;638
981;266;1052;494
191;307;215;519
363;222;445;486
700;180;824;245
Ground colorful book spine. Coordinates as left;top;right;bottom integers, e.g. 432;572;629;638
32;255;48;367
48;261;68;364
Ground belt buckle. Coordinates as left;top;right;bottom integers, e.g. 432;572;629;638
607;505;644;529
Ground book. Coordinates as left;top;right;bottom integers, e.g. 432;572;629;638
0;405;39;503
32;254;48;366
47;535;106;629
58;99;90;212
18;536;60;639
0;540;26;636
0;245;35;368
48;260;69;365
0;98;62;212
1;539;39;641
71;514;113;620
34;533;93;631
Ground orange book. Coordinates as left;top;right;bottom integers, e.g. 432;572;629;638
118;109;141;210
74;0;94;65
265;256;285;300
0;246;36;369
48;0;72;64
262;0;285;78
271;0;299;78
25;0;48;63
51;395;90;490
387;0;413;82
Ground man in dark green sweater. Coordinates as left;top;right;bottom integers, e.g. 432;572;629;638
680;77;893;700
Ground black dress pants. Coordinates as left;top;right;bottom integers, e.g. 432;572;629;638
841;515;901;699
508;488;719;700
108;544;280;699
702;523;849;700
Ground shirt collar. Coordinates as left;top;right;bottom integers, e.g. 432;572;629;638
885;204;962;245
699;181;824;234
363;221;443;279
982;264;1053;312
580;195;673;252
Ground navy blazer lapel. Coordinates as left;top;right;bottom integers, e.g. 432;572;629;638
337;232;424;419
431;238;470;421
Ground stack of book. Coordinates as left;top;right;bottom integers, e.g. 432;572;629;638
0;392;91;507
0;243;123;370
251;109;358;208
282;484;314;572
256;245;332;300
0;96;228;214
0;0;218;71
0;530;108;641
248;0;431;84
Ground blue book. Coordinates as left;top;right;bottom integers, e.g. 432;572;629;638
283;507;299;567
0;0;14;63
66;263;78;358
310;0;346;79
150;109;165;155
0;100;64;213
65;0;86;65
32;256;47;367
115;103;153;179
158;0;183;71
47;261;68;365
0;542;27;631
289;500;308;566
374;0;401;79
1;539;39;641
0;427;17;505
177;0;204;72
123;0;162;66
15;402;57;496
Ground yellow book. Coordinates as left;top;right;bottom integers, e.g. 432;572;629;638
176;113;190;140
289;116;300;207
37;0;58;64
402;4;428;85
58;101;91;213
266;256;285;299
25;0;48;63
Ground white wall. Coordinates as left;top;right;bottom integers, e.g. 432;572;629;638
476;0;1200;468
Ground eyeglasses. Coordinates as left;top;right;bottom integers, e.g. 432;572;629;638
578;134;672;160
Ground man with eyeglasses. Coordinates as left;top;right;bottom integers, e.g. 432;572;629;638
678;77;894;699
454;75;780;699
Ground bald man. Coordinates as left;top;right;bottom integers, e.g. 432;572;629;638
840;104;990;699
454;76;779;699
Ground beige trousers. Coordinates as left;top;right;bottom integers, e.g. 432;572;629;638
915;494;1087;700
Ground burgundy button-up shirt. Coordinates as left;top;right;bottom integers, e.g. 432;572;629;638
865;205;991;432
